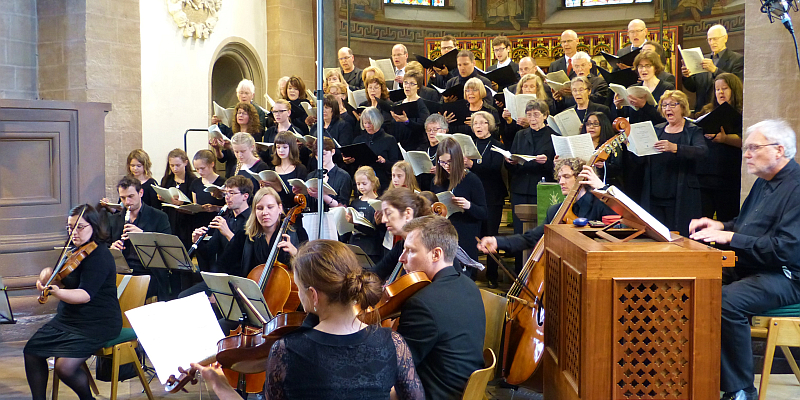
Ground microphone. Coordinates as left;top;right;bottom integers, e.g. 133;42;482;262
188;205;228;257
762;0;798;32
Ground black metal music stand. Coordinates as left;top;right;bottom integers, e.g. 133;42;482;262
200;272;272;328
0;276;15;324
127;232;195;273
346;244;375;269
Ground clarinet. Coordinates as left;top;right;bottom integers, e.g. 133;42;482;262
188;205;228;258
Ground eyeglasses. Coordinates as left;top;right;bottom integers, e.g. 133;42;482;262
628;28;645;35
585;121;601;127
661;102;680;109
426;128;444;134
438;159;451;166
403;81;418;87
493;46;507;52
637;64;654;70
338;56;352;61
572;87;588;92
465;88;480;94
743;143;780;153
224;191;242;197
66;224;90;233
273;109;289;114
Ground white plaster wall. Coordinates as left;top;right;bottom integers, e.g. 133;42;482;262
140;0;267;177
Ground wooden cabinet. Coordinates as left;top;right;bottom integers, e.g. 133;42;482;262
543;224;731;400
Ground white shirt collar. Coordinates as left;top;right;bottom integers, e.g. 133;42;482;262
497;58;512;68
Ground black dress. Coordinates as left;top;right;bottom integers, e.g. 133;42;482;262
24;244;122;358
140;177;161;209
236;159;270;199
469;136;507;283
259;124;303;164
289;99;312;136
275;163;309;213
431;171;487;277
391;98;430;151
160;175;196;249
352;129;401;192
266;315;424;400
189;176;226;230
348;198;385;264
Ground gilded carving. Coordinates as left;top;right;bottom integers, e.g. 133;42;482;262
166;0;222;39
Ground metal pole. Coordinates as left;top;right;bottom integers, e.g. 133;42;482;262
346;0;351;48
316;0;325;236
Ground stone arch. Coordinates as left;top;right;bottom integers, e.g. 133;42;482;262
208;38;265;112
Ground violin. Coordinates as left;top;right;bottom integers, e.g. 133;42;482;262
39;207;97;304
501;118;631;386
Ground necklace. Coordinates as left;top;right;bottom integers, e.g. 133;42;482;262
426;145;437;161
476;138;491;164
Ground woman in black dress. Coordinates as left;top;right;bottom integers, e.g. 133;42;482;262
694;73;743;221
286;76;313;136
349;166;385;264
327;82;359;143
466;111;507;287
307;94;355;148
347;107;401;192
125;149;160;208
190;150;226;272
431;137;488;279
268;131;308;212
390;71;431;150
195;240;423;400
637;90;707;236
25;204;121;400
581;111;624;189
613;51;675;125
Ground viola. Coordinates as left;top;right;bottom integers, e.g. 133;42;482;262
501;118;631;385
38;242;99;304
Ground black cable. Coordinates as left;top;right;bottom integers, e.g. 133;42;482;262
790;23;800;72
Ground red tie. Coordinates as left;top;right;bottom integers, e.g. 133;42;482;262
567;58;573;76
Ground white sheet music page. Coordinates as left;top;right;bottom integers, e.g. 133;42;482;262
125;293;224;385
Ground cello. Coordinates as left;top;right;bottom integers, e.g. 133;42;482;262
222;194;305;394
501;118;631;385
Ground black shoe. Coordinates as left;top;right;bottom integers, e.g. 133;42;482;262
488;282;499;289
721;389;757;400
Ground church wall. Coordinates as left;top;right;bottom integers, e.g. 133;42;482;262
0;0;38;100
139;0;268;183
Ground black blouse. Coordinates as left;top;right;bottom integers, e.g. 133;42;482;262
189;176;226;229
352;129;401;192
49;244;121;343
266;315;424;400
469;136;507;205
507;125;558;196
391;98;431;151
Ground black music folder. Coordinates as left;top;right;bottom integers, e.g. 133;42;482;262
436;83;465;100
685;101;743;135
597;66;640;89
392;101;420;119
481;65;518;88
389;88;406;102
415;48;459;71
440;99;472;125
340;142;378;167
601;48;641;70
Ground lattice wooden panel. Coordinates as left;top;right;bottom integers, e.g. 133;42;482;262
613;280;693;399
563;262;582;392
545;249;561;359
424;37;489;70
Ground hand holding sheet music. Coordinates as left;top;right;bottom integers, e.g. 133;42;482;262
678;45;705;76
626;121;660;157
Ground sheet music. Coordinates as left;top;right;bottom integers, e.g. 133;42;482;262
551;134;595;162
125;293;224;385
597;186;675;242
369;58;396;82
551;108;583;137
679;45;705;76
627;121;660;157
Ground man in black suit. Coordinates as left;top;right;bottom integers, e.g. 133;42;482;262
549;30;579;79
108;176;172;300
397;216;486;400
615;19;649;70
443;50;492;102
428;35;459;89
554;51;610;109
681;24;744;111
487;35;520;90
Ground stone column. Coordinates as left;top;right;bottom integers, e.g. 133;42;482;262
742;3;800;195
0;0;38;99
266;0;317;97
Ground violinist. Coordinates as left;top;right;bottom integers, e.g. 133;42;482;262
193;240;424;400
396;216;485;400
24;204;121;400
108;176;171;300
370;187;433;282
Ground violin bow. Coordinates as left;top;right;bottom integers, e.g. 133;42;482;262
476;237;542;307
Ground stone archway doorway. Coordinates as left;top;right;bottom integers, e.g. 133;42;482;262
210;39;265;110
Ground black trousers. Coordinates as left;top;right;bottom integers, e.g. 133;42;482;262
720;271;800;392
700;187;740;222
481;204;504;283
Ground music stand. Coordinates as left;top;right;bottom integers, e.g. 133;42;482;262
592;186;680;242
346;244;375;269
127;232;195;273
0;276;15;324
109;248;132;274
200;272;272;328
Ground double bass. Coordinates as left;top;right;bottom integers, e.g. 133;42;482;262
502;119;631;385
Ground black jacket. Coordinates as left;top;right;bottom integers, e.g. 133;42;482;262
638;122;707;236
468;136;507;205
352;129;401;191
305;164;352;209
445;70;492;89
507;126;557;196
431;172;488;261
391;98;431;151
682;48;744;110
396;265;486;400
107;203;171;273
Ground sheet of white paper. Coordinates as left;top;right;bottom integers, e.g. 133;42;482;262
553;108;583;136
369;58;396;82
608;83;631;108
125;293;224;385
435;191;464;218
604;186;675;242
627;121;660;157
329;206;355;235
302;212;338;240
679;45;705;76
552;134;595;162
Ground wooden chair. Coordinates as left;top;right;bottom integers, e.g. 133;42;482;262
53;275;154;400
480;289;508;356
750;303;800;400
461;348;496;400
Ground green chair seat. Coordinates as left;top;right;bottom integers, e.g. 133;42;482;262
103;328;137;348
758;303;800;318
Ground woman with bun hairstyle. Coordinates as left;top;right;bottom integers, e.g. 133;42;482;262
371;187;433;282
193;240;424;400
